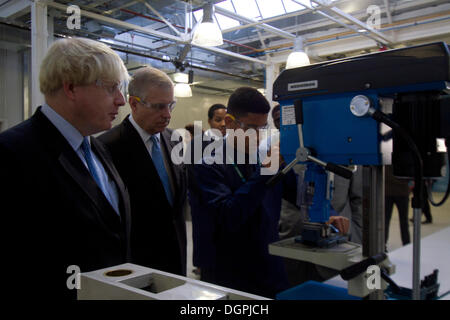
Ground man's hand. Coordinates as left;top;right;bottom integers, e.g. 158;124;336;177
327;216;350;235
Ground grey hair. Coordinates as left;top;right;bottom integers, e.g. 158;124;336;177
128;66;174;100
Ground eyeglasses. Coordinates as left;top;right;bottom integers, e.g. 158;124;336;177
131;96;176;112
96;79;124;95
227;114;269;131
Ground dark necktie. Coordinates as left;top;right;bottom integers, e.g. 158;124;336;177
150;135;174;206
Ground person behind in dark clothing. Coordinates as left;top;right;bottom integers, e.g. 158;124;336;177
385;165;411;247
421;180;433;224
271;104;281;130
409;180;433;224
99;66;187;276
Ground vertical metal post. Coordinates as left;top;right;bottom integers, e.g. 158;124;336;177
412;207;422;300
22;49;30;120
362;165;385;300
31;0;48;114
265;61;279;106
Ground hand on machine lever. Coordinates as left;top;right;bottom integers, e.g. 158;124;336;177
327;216;350;235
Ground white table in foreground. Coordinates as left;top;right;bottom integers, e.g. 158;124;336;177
324;227;450;299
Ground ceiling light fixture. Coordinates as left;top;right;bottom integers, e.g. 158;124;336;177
173;71;192;98
191;3;223;47
174;83;192;98
286;37;311;70
173;72;189;84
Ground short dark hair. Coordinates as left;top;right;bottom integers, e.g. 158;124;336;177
207;104;227;120
185;123;204;137
271;104;280;117
227;87;270;118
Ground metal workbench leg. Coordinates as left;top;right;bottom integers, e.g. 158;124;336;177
362;165;385;300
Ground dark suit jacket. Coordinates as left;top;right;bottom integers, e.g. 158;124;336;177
0;108;131;300
98;116;187;276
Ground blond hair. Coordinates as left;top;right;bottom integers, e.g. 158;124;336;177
128;66;173;100
39;37;130;95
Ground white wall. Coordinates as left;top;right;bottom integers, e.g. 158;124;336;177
0;48;23;132
169;91;229;131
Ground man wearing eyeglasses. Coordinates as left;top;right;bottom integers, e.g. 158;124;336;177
99;66;187;277
190;87;351;298
0;37;132;299
187;87;294;298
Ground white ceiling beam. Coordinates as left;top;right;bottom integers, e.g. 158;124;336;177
47;1;183;42
194;43;268;65
214;6;296;40
142;0;181;36
46;1;267;66
222;7;312;34
0;0;31;19
230;0;450;47
269;16;450;63
383;0;393;25
310;0;394;45
292;0;391;46
105;0;141;15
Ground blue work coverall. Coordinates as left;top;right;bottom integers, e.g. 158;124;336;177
189;143;296;298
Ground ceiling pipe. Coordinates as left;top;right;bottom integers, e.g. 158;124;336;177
242;13;450;58
1;19;251;78
111;45;263;82
220;0;449;52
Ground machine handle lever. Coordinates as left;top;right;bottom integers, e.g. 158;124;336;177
266;152;353;187
265;157;299;187
266;171;286;187
380;268;401;294
307;155;353;179
325;162;353;179
340;253;387;281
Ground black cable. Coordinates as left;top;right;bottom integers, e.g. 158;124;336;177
428;138;450;206
371;109;424;209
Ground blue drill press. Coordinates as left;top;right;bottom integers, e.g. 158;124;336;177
268;42;450;299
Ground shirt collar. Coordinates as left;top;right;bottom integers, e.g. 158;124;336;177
128;114;160;143
40;103;85;151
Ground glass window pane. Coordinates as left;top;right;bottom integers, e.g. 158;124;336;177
256;0;285;19
216;0;235;12
283;0;310;13
232;0;261;20
193;9;203;24
215;13;240;29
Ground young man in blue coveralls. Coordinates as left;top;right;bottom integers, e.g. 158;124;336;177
189;87;349;298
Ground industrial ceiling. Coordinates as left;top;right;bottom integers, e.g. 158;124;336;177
1;0;449;94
